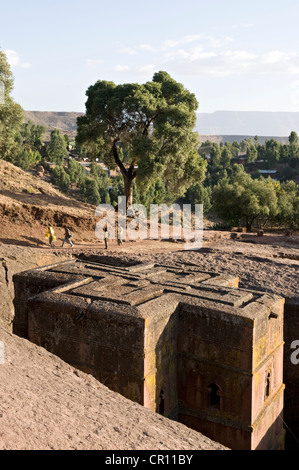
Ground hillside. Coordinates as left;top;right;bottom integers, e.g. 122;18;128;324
0;160;97;247
24;111;83;140
24;110;299;142
197;135;288;145
196;111;299;137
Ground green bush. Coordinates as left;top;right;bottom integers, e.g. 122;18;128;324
52;165;71;192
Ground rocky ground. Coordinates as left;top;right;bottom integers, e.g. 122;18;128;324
0;326;228;451
51;232;299;302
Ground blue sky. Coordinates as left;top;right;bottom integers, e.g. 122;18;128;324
1;0;299;113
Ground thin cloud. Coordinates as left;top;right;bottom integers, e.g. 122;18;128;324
162;34;204;49
115;65;130;72
165;45;217;62
5;50;31;68
162;33;233;50
232;23;254;29
139;44;155;52
161;41;299;78
118;46;138;55
86;58;103;68
136;64;156;75
111;33;299;80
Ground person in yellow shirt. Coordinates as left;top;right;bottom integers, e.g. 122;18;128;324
45;224;56;248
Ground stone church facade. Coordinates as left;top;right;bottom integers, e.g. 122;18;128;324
13;258;285;450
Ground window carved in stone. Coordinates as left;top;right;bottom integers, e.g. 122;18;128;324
265;372;271;400
208;383;221;410
158;389;165;415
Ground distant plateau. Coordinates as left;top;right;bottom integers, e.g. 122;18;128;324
24;110;299;143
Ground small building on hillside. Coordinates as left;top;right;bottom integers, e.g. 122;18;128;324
259;170;278;176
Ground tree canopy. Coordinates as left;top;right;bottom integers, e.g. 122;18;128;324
76;71;206;207
47;128;69;164
0;49;24;161
212;165;279;231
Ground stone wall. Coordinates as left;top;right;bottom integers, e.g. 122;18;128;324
0;244;68;332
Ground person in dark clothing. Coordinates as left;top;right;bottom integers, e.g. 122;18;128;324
104;226;109;249
62;227;74;248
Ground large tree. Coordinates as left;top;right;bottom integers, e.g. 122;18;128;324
274;180;299;229
212;165;279;231
289;131;298;146
0;49;24;161
46;128;69;164
20;120;46;152
264;139;281;168
76;71;206;208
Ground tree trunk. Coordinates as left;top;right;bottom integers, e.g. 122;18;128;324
124;174;134;209
112;140;136;210
246;216;255;232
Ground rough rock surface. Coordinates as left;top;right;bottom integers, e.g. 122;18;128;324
0;327;228;450
72;238;299;302
0;244;69;331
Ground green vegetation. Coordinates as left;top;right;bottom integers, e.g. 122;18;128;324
80;177;101;206
13;120;46;170
46;129;69;164
51;165;70;192
0;47;298;231
49;134;299;232
198;137;299;230
0;50;66;171
0;49;24;162
67;158;85;185
183;183;212;214
76;71;207;208
212;165;279;231
15;147;41;171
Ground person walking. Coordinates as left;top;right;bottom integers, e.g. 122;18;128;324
118;226;124;246
46;224;56;248
62;226;74;248
104;226;109;249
